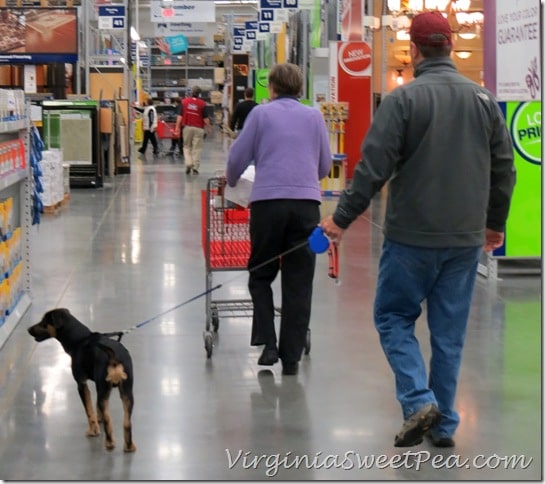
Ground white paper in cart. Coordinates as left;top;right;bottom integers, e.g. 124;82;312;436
224;165;254;207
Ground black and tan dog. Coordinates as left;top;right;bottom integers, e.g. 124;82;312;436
28;308;136;452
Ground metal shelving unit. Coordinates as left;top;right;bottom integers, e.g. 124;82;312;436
0;100;32;350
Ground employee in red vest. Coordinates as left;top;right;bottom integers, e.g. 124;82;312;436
176;86;212;175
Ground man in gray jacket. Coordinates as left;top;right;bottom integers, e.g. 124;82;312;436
321;11;515;448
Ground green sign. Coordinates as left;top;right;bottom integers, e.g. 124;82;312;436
511;102;541;165
255;68;269;104
503;101;541;257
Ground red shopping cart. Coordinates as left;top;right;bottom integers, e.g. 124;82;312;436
201;177;253;357
201;177;312;358
155;104;180;157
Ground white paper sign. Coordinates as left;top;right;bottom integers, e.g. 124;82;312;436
150;0;216;23
496;0;541;101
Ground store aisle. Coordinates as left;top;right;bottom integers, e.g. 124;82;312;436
0;131;541;480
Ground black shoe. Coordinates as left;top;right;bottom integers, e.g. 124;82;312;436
258;347;279;366
394;404;442;447
185;167;192;174
426;432;455;448
153;150;159;155
192;168;199;175
281;362;299;375
137;148;144;154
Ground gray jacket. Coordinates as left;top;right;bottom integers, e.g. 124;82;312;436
333;57;516;248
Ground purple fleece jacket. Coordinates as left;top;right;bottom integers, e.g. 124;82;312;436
226;97;332;202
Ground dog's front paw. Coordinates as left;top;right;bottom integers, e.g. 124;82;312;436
124;443;137;453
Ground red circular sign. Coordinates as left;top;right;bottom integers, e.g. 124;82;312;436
162;7;175;18
339;42;372;76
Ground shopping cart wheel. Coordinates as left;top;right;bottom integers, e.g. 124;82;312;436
203;331;214;358
304;328;311;355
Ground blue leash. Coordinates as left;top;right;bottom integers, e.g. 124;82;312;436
115;228;331;339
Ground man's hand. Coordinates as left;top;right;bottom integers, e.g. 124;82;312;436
320;215;345;243
483;228;504;252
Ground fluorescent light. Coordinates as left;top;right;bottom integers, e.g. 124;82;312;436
130;26;140;41
214;1;257;4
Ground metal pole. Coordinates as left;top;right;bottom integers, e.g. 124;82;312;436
381;0;387;97
85;1;90;96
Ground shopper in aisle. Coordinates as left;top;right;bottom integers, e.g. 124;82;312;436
321;11;515;447
177;86;212;175
169;97;183;155
137;98;159;156
226;63;332;375
229;87;258;136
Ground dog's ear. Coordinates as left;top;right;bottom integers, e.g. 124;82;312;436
46;308;71;329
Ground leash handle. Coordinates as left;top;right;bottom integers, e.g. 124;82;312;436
328;242;341;284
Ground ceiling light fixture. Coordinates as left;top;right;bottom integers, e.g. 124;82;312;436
454;50;472;59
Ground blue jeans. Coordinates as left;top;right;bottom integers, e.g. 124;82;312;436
374;238;481;438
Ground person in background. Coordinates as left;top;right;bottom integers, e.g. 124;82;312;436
176;86;211;175
229;87;258;135
226;63;332;376
321;11;516;447
170;97;183;155
137;98;159;156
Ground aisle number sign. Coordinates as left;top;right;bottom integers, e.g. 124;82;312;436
258;0;296;36
98;6;126;30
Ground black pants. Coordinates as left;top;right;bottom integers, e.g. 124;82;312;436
140;130;158;153
170;136;184;153
248;199;320;364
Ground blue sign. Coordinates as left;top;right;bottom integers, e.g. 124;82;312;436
283;0;298;7
165;34;188;54
258;22;270;33
260;9;274;21
246;31;256;40
98;5;126;30
245;21;259;30
233;37;244;45
98;6;125;16
234;27;246;37
260;0;282;8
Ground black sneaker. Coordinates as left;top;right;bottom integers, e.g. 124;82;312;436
281;362;299;375
137;148;144;154
185;167;192;174
192;168;199;175
258;347;278;366
394;404;442;447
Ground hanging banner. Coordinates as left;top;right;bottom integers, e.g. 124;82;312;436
329;41;372;178
496;0;541;101
150;0;215;23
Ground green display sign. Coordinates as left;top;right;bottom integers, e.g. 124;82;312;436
255;68;269;104
503;101;541;257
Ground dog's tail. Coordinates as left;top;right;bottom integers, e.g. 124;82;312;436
96;341;128;385
106;361;128;385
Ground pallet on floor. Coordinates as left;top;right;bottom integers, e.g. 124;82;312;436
43;196;68;214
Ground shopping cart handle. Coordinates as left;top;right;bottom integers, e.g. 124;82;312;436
308;226;330;254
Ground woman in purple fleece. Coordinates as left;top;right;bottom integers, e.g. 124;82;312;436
226;63;332;375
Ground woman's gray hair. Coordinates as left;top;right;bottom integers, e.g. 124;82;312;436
268;63;303;97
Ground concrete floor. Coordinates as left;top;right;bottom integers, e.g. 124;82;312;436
0;131;541;480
